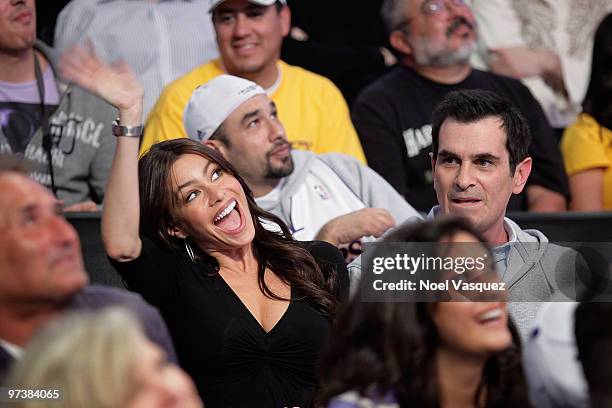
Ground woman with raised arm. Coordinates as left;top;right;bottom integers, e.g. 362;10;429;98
60;49;349;408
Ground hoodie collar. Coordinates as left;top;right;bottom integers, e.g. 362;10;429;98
427;205;518;245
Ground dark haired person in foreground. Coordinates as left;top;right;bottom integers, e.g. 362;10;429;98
319;217;531;408
428;89;587;337
60;49;349;408
0;155;176;383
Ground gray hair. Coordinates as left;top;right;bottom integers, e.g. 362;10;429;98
5;308;144;408
381;0;411;33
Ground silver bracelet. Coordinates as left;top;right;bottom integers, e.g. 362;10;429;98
111;119;143;138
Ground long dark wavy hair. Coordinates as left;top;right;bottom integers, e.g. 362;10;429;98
138;139;337;316
582;13;612;131
318;217;531;407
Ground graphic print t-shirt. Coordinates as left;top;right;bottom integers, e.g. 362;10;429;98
0;65;59;154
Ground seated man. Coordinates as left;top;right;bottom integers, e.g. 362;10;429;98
427;89;586;337
0;155;176;382
183;74;421;262
352;0;569;212
349;89;587;337
0;0;117;210
142;0;365;164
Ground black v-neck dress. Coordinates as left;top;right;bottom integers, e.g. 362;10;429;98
111;237;349;408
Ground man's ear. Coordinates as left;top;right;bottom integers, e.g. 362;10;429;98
389;30;413;57
168;224;187;239
430;151;437;191
204;140;226;155
512;157;532;194
279;4;291;37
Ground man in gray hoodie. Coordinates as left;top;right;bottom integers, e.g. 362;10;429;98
427;89;587;337
0;0;117;210
183;74;421;262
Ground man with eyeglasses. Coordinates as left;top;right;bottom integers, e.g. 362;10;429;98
0;0;117;211
352;0;569;214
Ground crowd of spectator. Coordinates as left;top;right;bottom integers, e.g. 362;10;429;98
1;0;611;407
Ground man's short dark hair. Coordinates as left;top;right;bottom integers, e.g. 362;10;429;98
431;89;531;174
273;0;284;13
209;124;231;147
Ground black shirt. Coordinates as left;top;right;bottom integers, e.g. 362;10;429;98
111;238;348;408
352;65;570;212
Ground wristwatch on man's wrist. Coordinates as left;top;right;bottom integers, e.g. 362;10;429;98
112;119;143;138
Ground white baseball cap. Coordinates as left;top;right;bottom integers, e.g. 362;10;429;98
209;0;286;13
184;75;266;142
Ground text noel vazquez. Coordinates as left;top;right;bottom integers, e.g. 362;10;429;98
372;279;506;292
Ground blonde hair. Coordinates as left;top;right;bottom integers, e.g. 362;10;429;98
5;307;145;408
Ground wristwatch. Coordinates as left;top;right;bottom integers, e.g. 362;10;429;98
112;119;143;138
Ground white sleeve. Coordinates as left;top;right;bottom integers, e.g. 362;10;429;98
53;0;97;52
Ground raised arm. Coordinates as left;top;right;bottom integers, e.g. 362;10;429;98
60;48;144;261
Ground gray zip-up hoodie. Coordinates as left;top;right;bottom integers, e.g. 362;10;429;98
0;41;117;206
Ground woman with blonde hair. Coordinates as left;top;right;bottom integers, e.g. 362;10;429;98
5;308;202;408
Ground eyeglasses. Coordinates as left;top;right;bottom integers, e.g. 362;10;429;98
421;0;468;17
394;0;469;32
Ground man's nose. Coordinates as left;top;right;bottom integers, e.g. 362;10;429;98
51;215;79;247
268;117;288;142
445;0;466;14
233;13;251;37
454;163;476;190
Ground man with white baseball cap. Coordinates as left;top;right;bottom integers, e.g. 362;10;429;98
141;0;366;168
184;74;421;262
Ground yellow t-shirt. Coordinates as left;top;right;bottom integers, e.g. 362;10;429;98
142;59;366;163
561;113;612;209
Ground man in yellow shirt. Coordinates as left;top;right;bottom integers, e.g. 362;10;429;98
142;0;366;163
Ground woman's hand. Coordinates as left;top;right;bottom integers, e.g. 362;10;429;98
60;45;144;122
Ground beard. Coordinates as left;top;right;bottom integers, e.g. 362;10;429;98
411;35;476;67
410;17;477;67
264;142;294;179
265;157;294;179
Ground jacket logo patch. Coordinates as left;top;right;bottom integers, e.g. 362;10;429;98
313;184;330;200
